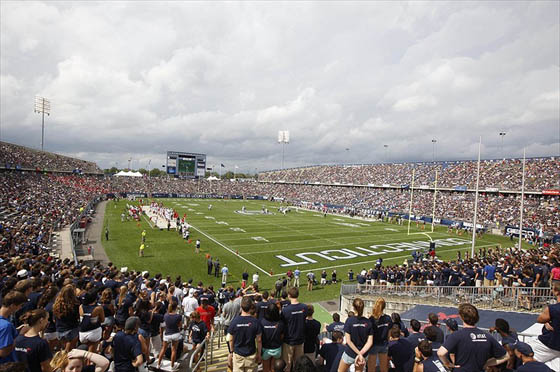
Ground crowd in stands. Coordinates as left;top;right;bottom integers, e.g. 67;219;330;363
0;142;102;174
258;158;560;192
0;249;559;372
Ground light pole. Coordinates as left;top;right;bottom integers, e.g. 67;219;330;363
147;159;151;178
34;96;50;151
383;144;388;163
278;130;290;169
431;139;437;162
345;148;350;164
499;132;506;159
127;158;132;171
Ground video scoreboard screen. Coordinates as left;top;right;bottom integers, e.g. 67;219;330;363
166;151;206;178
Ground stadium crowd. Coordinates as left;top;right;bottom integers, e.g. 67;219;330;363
0;142;102;174
258;158;560;192
0;248;559;372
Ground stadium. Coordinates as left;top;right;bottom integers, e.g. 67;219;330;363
1;2;559;372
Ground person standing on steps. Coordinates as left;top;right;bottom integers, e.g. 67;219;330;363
207;256;213;275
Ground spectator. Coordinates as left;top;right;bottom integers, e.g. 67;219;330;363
368;298;392;372
261;303;284;372
292;355;317;372
406;319;425;349
281;287;307;372
387;324;414;372
338;298;373;372
317;330;344;372
54;285;80;352
49;349;110;372
533;281;560;363
424;314;444;344
113;317;143;372
326;313;344;334
79;291;105;353
0;291;27;363
513;341;554;372
437;303;508;371
273;358;286;372
196;298;216;334
187;311;208;368
303;305;320;361
14;309;52;372
227;296;263;372
413;339;445;372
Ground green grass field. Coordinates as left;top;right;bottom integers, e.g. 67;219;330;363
102;198;525;303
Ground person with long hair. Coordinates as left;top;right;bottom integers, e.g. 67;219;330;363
134;299;153;365
115;282;137;330
38;286;60;352
261;303;284;372
338;298;373;372
98;288;115;341
79;291;105;353
15;309;52;372
50;349;109;372
367;298;392;372
157;301;182;370
53;285;80;352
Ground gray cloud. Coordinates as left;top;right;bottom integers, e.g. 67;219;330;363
1;1;558;173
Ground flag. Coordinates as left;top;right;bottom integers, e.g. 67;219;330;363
221;164;225;167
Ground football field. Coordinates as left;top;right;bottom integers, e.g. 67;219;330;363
102;198;520;302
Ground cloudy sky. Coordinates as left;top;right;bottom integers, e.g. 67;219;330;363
1;1;559;172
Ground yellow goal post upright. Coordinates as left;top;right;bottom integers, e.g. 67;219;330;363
407;167;439;236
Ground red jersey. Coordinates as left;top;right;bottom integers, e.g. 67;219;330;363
196;305;216;331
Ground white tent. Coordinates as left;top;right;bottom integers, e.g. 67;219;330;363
207;176;219;181
114;170;143;177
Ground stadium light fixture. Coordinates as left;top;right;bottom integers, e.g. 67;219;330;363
499;132;506;159
431;139;437;163
278;130;290;169
383;144;389;163
34;96;50;151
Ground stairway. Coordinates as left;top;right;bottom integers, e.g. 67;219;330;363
206;331;230;372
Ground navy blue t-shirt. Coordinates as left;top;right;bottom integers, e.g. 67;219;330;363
15;335;52;372
406;332;425;348
113;331;142;372
424;325;444;344
281;303;307;345
189;321;208;344
304;318;321;354
343;316;373;358
371;314;392;347
260;318;284;349
227;315;262;357
164;313;181;335
150;312;164;337
388;338;414;372
422;355;448;372
442;327;506;372
256;301;268;319
538;303;560;351
326;321;345;333
319;343;344;372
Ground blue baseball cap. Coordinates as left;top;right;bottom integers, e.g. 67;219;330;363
513;341;533;356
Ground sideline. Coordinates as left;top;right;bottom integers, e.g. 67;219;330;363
88;200;111;264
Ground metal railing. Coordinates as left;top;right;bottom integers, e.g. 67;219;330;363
188;337;208;372
340;283;556;312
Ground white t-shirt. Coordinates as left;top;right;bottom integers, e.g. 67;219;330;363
182;296;199;316
252;274;259;283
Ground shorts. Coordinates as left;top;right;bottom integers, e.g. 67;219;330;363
233;352;258;372
58;328;79;342
79;327;102;343
426;280;434;286
341;351;368;365
138;328;150;339
44;332;58;341
369;344;388;354
163;332;183;342
262;347;282;360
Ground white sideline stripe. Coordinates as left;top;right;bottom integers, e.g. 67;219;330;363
142;214;154;229
188;223;272;277
267;243;501;277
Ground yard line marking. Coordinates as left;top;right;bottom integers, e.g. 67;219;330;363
142;214;154;229
188;222;272;277
267;243;501;277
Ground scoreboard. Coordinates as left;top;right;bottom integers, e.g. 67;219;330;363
166;151;206;179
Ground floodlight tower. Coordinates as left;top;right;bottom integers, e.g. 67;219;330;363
34;96;51;151
278;130;290;169
383;144;389;163
431;139;437;162
499;132;506;159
